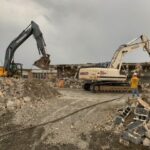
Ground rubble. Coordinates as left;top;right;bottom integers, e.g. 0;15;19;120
57;78;83;89
143;138;150;146
0;86;149;149
23;96;31;102
114;97;150;147
64;78;83;89
0;78;60;113
121;131;143;145
24;79;60;99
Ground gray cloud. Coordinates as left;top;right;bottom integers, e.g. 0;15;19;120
1;0;150;68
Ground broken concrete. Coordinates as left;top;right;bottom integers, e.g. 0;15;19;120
63;78;83;89
121;131;142;145
114;97;150;147
0;78;60;113
1;76;150;149
127;120;143;132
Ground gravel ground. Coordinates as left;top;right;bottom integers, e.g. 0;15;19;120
0;88;148;150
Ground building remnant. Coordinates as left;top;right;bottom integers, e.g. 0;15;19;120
0;61;147;82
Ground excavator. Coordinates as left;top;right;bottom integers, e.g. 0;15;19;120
0;21;50;77
79;35;150;92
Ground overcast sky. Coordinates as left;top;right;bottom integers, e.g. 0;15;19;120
1;0;150;68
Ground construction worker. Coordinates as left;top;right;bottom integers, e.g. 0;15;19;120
130;72;140;98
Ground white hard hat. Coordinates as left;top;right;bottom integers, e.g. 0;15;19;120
133;72;137;76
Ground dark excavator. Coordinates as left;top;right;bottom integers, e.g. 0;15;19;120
0;21;50;77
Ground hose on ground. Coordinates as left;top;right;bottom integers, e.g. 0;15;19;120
0;93;127;139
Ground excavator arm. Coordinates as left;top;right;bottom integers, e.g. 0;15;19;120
109;35;150;70
4;21;50;75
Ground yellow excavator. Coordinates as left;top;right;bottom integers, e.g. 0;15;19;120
79;35;150;92
0;21;50;77
0;67;7;77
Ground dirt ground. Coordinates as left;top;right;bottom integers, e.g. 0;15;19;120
0;88;148;150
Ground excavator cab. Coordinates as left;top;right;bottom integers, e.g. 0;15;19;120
8;62;23;77
34;54;50;70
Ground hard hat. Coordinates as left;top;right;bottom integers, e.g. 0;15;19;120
133;72;137;76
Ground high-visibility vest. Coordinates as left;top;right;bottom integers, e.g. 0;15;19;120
130;77;139;89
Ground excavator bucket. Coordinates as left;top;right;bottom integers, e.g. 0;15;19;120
34;55;50;70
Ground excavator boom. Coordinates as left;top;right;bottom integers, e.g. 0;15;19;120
109;35;150;70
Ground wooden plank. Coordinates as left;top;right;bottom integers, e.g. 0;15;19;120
138;99;150;110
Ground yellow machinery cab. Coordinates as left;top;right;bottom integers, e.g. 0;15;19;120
0;67;7;77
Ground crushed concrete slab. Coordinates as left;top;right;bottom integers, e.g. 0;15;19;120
121;131;142;145
134;107;149;122
127;120;143;131
122;106;132;118
136;125;147;136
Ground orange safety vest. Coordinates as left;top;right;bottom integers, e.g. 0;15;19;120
130;76;139;89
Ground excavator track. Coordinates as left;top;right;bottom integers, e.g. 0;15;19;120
93;85;131;93
83;82;132;93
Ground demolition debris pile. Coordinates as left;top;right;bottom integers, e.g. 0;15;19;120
24;79;60;99
64;78;83;89
57;78;83;89
0;78;60;112
114;97;150;147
